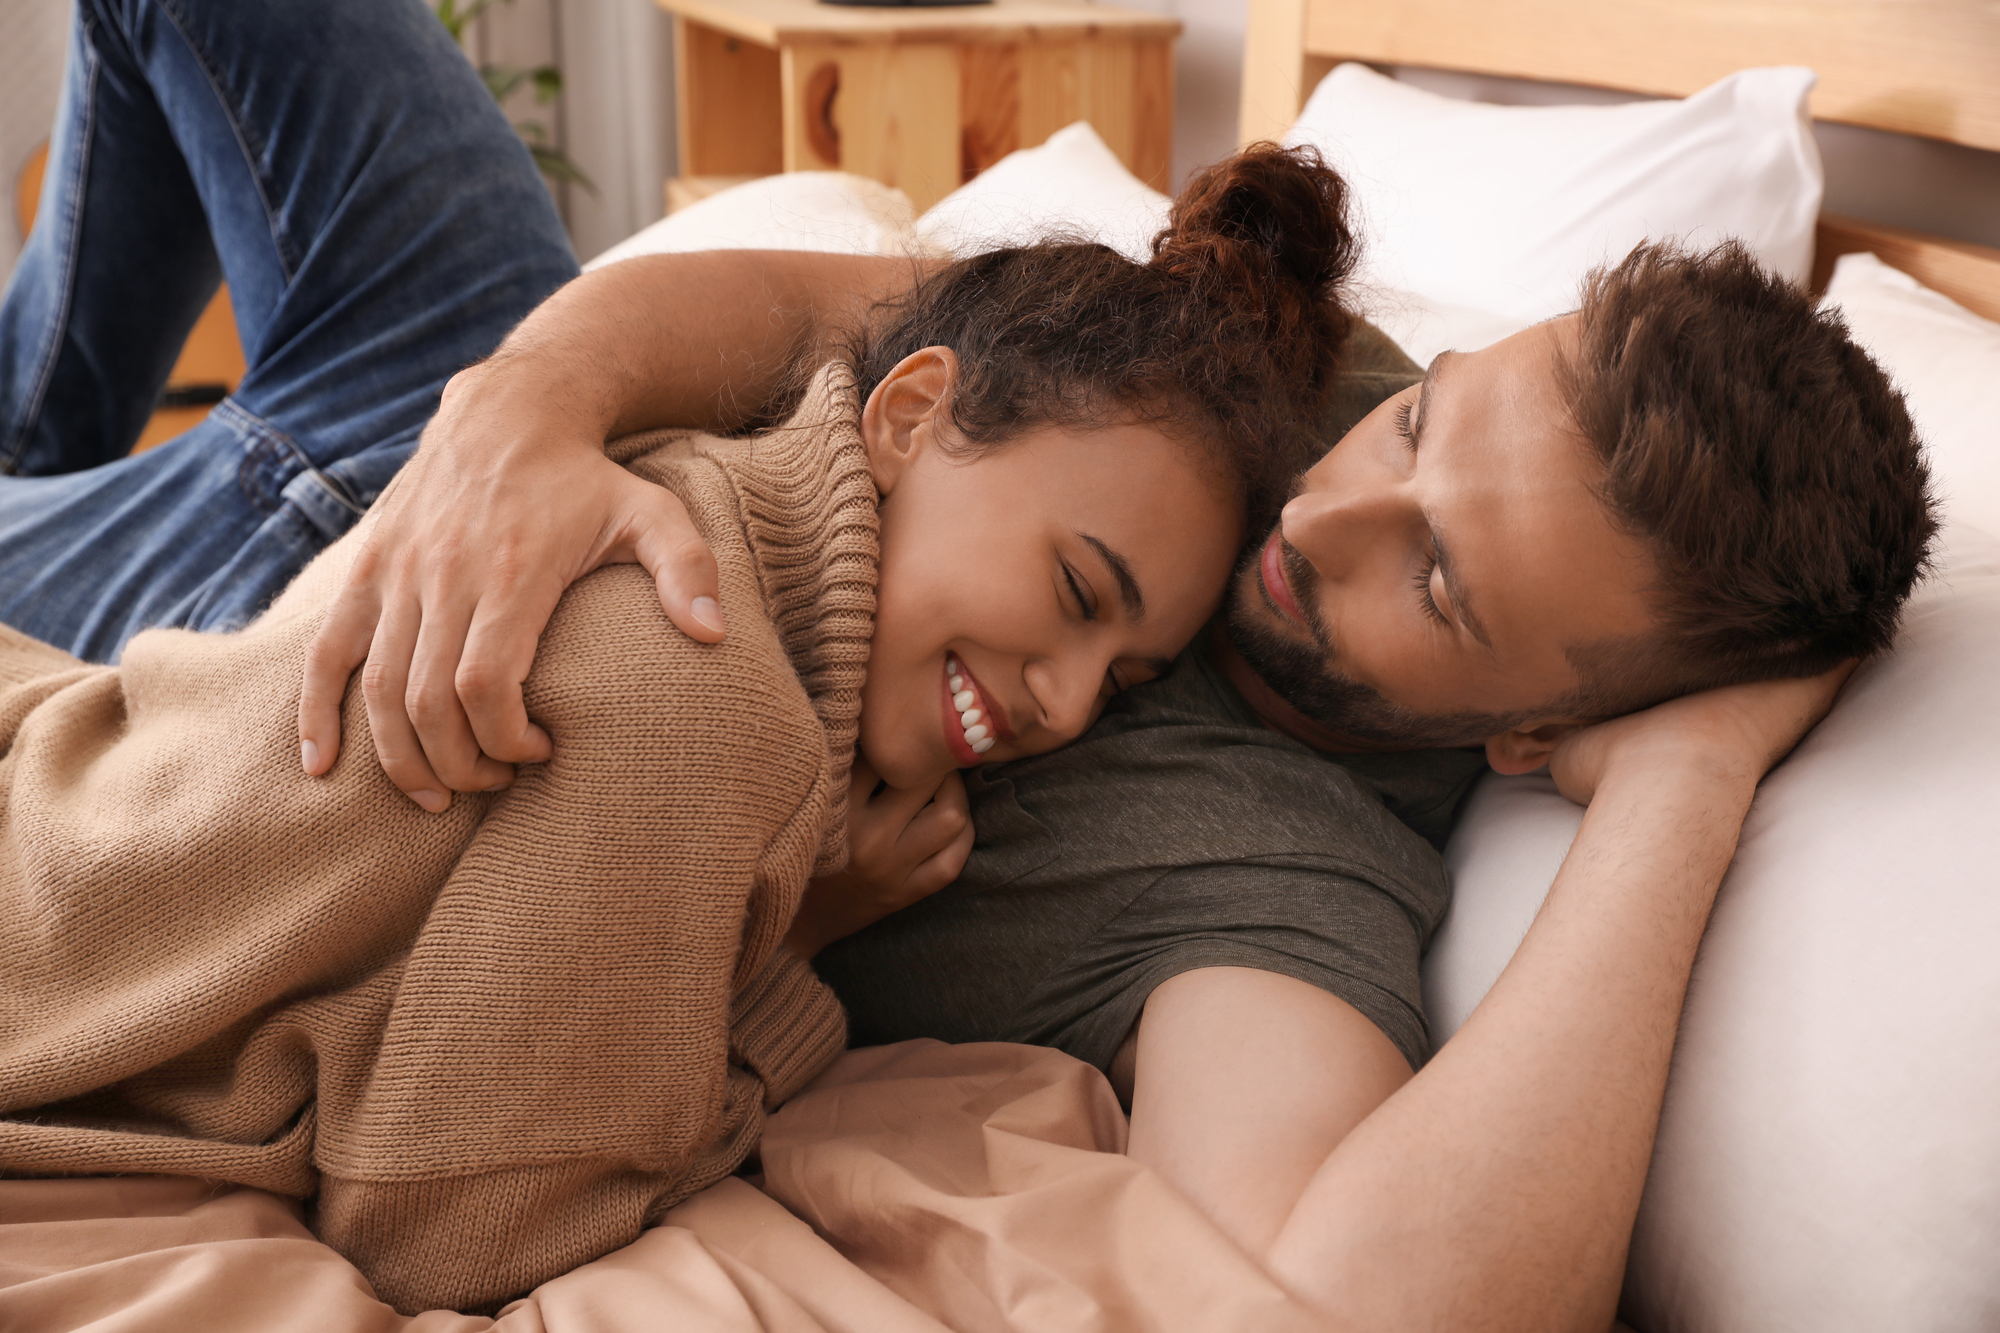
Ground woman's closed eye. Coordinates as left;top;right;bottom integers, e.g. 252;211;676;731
1061;560;1099;621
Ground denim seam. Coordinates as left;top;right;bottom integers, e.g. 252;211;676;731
216;397;319;514
151;0;298;285
0;34;98;476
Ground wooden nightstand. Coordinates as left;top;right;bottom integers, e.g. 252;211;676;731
655;0;1179;212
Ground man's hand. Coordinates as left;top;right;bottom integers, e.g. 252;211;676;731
296;358;725;811
784;757;974;959
294;250;925;810
1547;660;1859;809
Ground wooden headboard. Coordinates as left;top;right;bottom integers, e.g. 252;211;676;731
1240;0;2000;320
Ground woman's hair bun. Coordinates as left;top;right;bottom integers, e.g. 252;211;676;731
1148;141;1360;426
1152;140;1357;299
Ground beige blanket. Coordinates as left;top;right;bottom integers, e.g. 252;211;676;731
0;1041;1326;1332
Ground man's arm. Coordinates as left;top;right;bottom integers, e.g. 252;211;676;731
297;250;932;807
1121;667;1852;1332
1117;967;1412;1258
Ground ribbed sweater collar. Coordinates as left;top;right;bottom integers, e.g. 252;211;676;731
713;364;880;868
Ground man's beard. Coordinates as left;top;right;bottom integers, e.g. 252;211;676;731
1225;540;1533;751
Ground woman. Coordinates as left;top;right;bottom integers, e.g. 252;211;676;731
0;147;1356;1314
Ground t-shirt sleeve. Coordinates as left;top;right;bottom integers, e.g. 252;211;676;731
1023;856;1435;1075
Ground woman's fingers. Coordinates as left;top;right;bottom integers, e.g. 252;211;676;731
895;772;972;890
906;789;975;896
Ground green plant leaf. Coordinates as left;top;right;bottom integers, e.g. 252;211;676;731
482;64;528;101
531;65;563;103
530;144;597;195
435;0;508;47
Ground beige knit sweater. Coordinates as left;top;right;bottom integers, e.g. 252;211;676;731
0;366;877;1314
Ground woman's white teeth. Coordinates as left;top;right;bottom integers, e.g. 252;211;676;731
947;655;997;755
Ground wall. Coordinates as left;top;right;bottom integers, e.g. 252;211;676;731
1114;0;1247;188
472;0;678;264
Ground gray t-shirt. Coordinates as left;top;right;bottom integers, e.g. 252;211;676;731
813;647;1487;1072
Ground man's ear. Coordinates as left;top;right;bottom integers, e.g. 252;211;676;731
860;346;958;496
1484;720;1587;775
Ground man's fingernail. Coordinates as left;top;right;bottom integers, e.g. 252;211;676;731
300;740;320;773
411;789;449;813
691;597;725;634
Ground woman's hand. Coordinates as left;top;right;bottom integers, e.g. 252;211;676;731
784;757;975;960
1547;660;1860;808
296;359;726;812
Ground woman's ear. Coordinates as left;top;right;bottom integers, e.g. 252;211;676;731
861;346;958;496
1483;719;1586;775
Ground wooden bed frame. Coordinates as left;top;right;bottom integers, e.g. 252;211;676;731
1238;0;2000;322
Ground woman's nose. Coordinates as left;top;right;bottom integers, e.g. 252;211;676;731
1280;479;1398;584
1023;656;1106;745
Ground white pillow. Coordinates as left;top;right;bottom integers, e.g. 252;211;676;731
581;172;918;272
1426;524;2000;1331
1352;289;1532;370
1823;251;2000;538
913;121;1171;264
1286;63;1823;327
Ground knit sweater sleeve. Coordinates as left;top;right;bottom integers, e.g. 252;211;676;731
0;369;873;1318
306;529;851;1310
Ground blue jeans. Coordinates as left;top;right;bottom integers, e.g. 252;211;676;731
0;0;579;662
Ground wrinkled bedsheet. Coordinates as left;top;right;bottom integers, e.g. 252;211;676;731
0;1041;1326;1333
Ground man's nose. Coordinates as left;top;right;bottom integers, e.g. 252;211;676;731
1280;481;1400;584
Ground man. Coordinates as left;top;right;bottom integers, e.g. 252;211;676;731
1;1;1930;1328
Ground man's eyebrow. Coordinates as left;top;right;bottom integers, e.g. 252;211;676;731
1078;533;1145;620
1430;528;1494;651
1407;351;1453;450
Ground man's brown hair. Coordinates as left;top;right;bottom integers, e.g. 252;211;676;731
1560;240;1937;712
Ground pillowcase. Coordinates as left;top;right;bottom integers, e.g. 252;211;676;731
913;121;1171;264
1822;250;2000;537
581;172;918;272
1425;523;2000;1330
1285;62;1823;326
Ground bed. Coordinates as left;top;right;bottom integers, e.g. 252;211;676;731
6;4;1999;1330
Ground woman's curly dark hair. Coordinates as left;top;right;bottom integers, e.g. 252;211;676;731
851;142;1361;527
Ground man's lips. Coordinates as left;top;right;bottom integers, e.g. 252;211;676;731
1261;531;1309;626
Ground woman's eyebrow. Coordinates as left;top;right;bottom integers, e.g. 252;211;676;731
1078;533;1145;620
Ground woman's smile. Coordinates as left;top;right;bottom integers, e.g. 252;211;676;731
942;653;1012;764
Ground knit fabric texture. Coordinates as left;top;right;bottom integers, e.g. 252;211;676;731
0;365;878;1314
